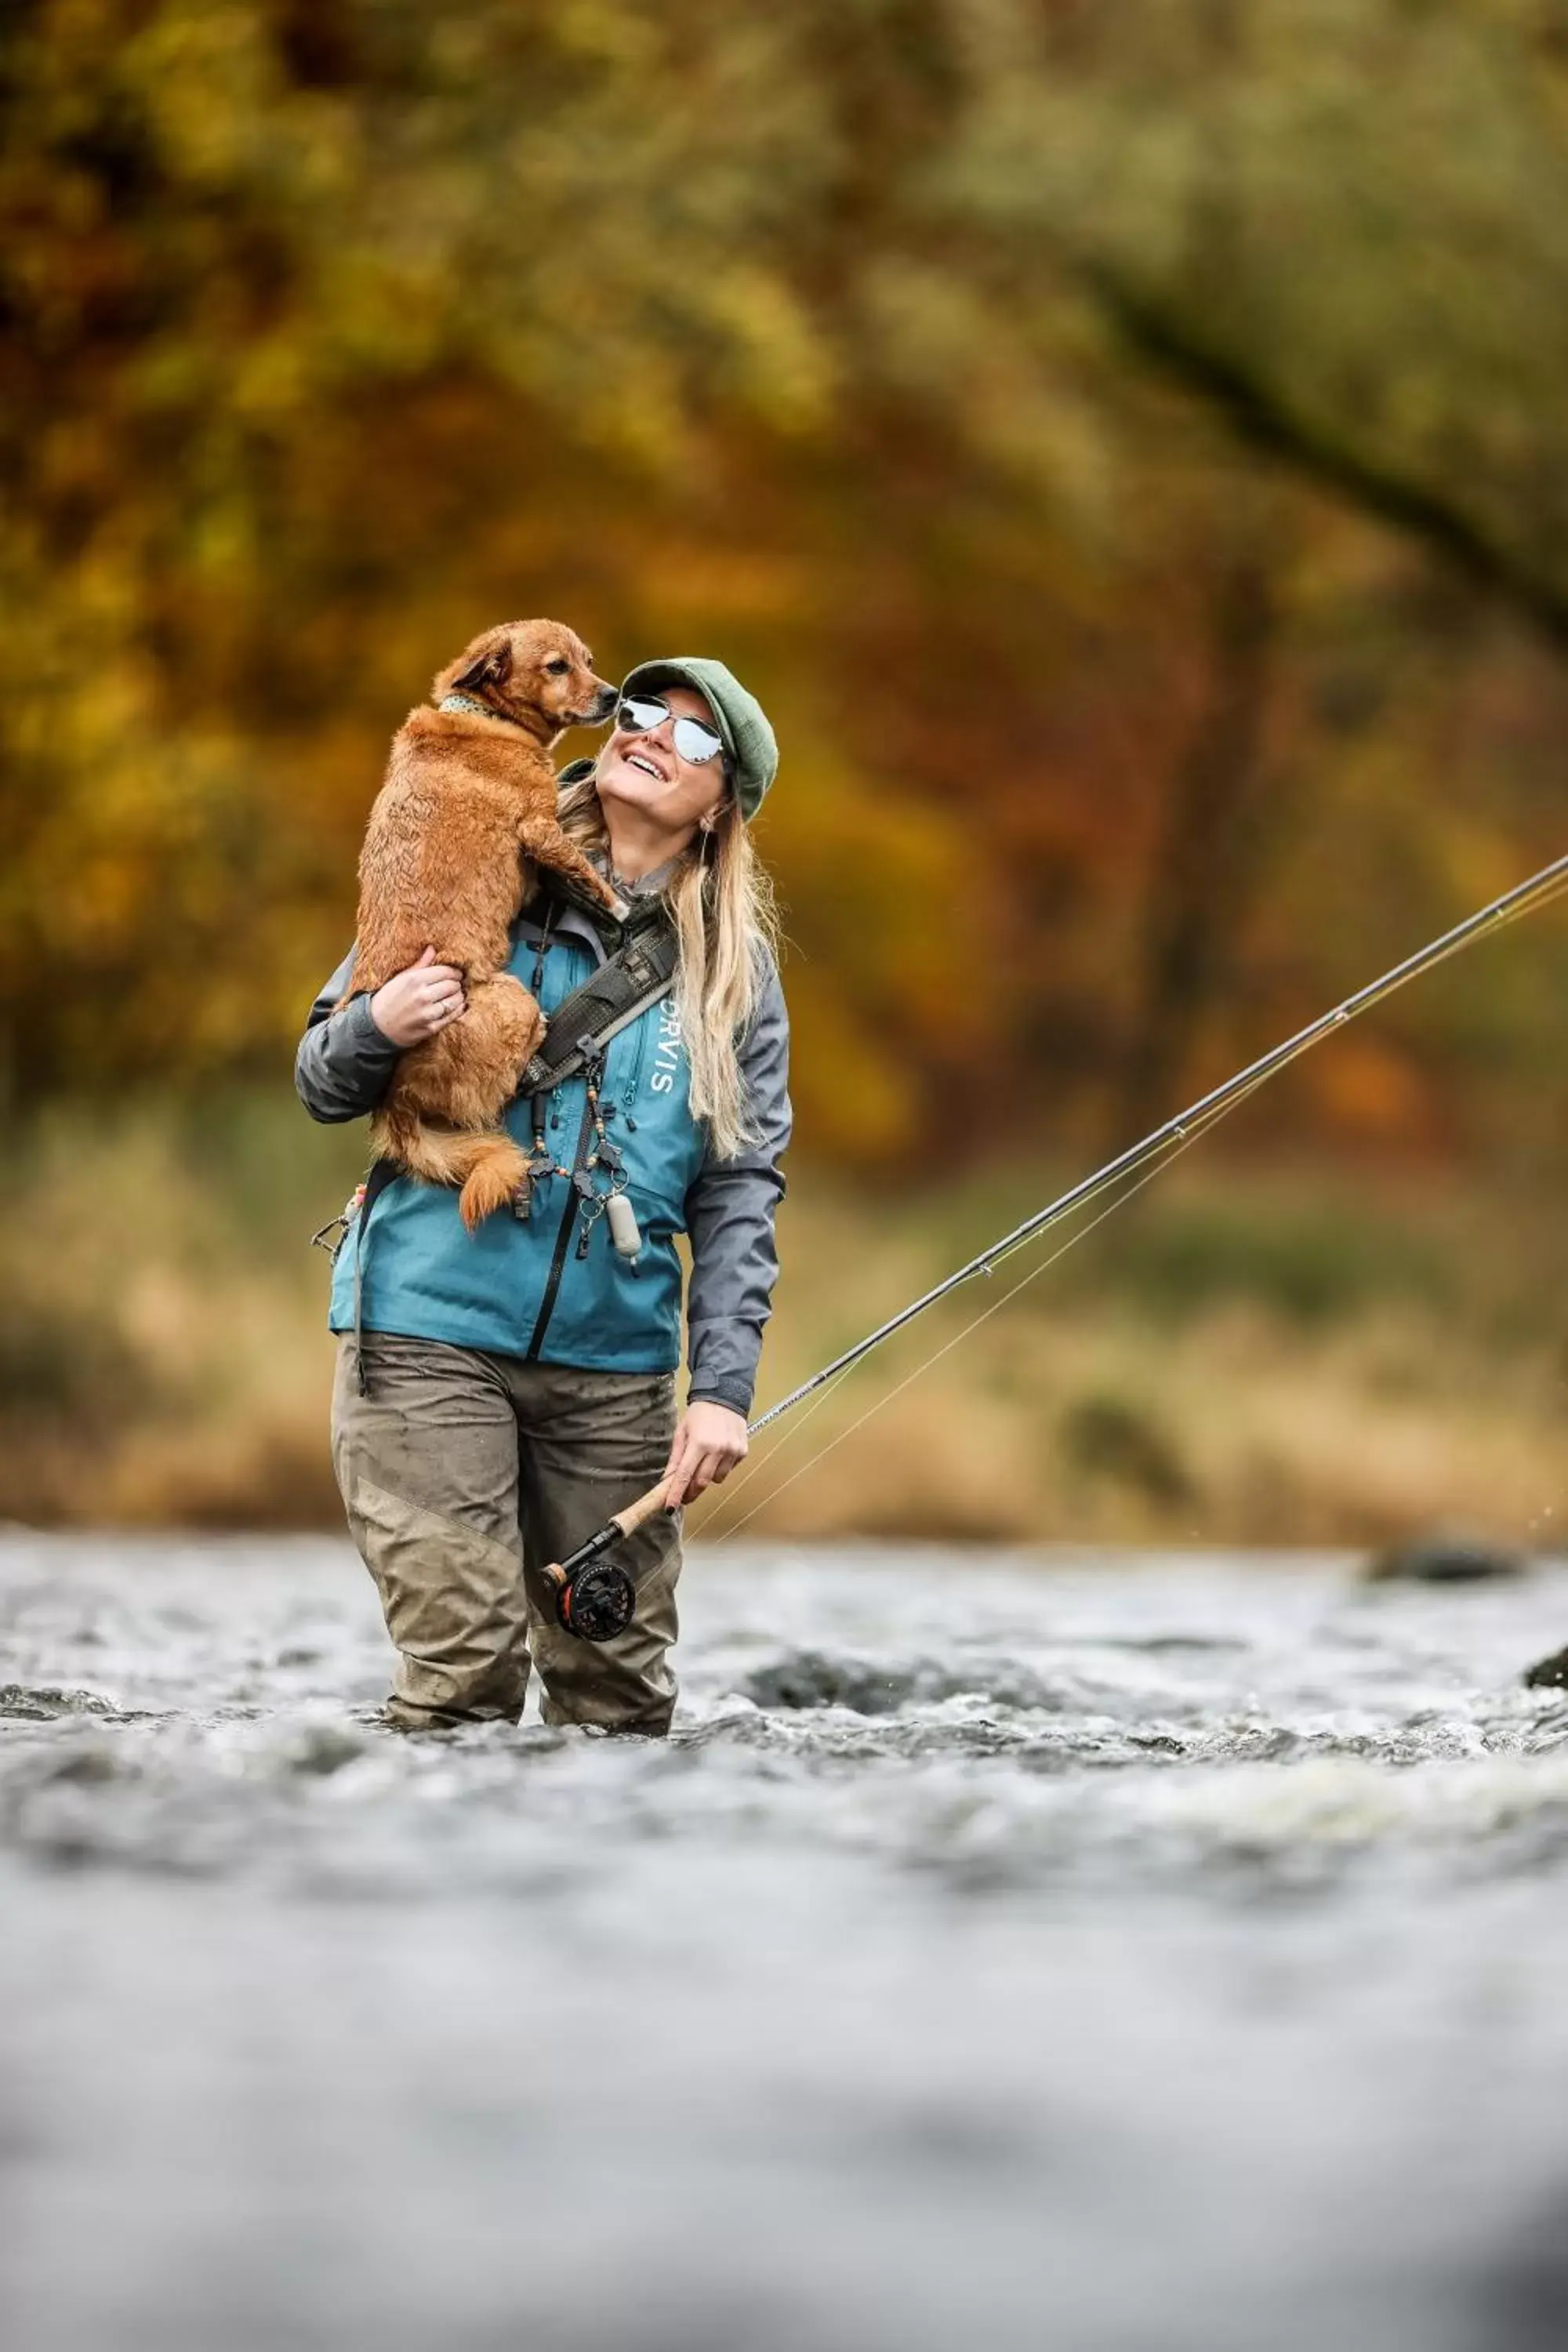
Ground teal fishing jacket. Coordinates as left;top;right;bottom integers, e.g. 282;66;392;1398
295;890;791;1416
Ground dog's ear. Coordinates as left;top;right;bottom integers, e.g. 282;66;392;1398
453;642;513;695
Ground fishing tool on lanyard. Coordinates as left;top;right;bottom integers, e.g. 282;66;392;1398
515;1046;643;1263
545;847;1568;1642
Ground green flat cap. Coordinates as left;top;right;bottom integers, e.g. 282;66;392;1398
620;655;778;822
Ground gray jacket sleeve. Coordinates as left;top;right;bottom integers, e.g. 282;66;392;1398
683;953;792;1418
294;952;402;1123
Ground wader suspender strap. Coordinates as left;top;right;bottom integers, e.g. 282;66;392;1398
353;906;679;1396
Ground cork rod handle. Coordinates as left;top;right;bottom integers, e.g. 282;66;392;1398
540;1475;676;1589
612;1475;677;1537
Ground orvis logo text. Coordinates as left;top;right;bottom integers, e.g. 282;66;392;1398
649;999;684;1095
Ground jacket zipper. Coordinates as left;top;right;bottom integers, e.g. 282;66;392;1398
524;1087;596;1360
621;1004;648;1116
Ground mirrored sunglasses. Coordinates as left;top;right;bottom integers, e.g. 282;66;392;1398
615;694;728;768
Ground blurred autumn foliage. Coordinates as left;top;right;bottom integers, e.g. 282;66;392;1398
5;0;1568;1174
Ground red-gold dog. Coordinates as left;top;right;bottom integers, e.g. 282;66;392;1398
349;619;622;1229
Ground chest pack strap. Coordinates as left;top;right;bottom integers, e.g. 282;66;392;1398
519;909;679;1097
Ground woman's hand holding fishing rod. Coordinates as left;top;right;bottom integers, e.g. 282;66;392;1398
663;1400;749;1505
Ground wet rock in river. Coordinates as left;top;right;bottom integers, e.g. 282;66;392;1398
281;1722;373;1776
0;1683;120;1719
1469;2194;1568;2351
739;1648;1062;1716
1363;1531;1526;1585
1522;1645;1568;1690
742;1650;918;1715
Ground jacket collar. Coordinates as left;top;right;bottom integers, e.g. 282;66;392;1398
594;847;682;902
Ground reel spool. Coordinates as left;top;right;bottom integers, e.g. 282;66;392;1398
552;1557;636;1644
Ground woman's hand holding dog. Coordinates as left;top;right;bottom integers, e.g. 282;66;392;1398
369;947;466;1047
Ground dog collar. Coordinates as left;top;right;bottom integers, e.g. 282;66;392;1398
438;691;521;724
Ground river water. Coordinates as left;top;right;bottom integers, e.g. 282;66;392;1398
2;1532;1567;2352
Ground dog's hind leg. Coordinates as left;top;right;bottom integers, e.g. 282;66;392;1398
372;975;549;1230
389;974;545;1132
445;975;550;1227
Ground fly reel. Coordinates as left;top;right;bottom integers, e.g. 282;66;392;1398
542;1475;677;1644
550;1556;636;1644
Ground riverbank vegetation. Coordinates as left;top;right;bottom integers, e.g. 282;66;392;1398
4;1100;1563;1550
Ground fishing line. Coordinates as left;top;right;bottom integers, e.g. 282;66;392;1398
701;855;1568;1542
701;1059;1272;1545
689;1359;858;1523
696;1134;1189;1534
695;1102;1203;1530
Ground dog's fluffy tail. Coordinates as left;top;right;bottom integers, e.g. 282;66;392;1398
371;1111;530;1232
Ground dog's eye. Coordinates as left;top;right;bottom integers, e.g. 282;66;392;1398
545;657;571;675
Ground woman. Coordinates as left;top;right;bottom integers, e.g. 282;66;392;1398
296;657;789;1734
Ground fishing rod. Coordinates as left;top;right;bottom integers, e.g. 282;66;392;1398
543;848;1568;1640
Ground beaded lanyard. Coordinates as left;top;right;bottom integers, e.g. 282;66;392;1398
514;906;641;1266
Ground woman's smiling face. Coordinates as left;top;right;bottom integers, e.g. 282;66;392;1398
595;684;730;840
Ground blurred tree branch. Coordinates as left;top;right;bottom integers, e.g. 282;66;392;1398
1118;517;1282;1136
1087;267;1568;648
5;0;1568;1171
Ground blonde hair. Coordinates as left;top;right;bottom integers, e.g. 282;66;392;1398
557;770;779;1159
